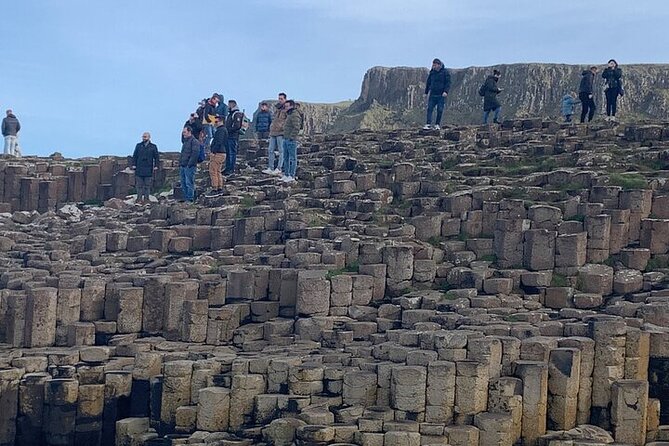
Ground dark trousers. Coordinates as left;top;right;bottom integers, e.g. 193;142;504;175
224;137;239;174
605;88;619;116
426;95;445;125
579;92;596;123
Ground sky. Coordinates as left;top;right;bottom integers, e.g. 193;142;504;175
1;0;667;158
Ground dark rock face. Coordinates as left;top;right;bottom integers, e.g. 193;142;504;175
304;64;669;131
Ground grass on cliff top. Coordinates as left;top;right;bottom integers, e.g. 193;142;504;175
608;173;648;190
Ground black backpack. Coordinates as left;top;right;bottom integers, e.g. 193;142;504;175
478;83;486;97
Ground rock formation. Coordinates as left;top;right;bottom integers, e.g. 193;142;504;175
1;118;669;446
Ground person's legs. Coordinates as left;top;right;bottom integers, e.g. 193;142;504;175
227;138;238;174
579;93;589;123
268;136;277;170
276;135;285;172
3;136;10;155
136;176;147;201
610;91;618;117
203;125;213;147
179;167;187;201
209;153;224;189
435;96;445;126
285;139;298;178
588;97;596;122
483;110;490;124
183;166;195;201
281;137;290;174
426;95;437;125
565;114;572;123
493;107;501;123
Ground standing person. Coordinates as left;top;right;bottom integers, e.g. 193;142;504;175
179;126;199;202
561;92;580;123
2;109;21;156
481;69;503;124
281;100;302;183
214;93;229;120
223;99;244;176
423;58;451;130
579;66;598;123
132;132;160;204
602;59;623;122
266;93;288;175
207;118;228;196
184;112;203;142
255;102;272;143
202;95;220;147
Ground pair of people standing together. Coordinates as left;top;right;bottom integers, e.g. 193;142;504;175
423;59;503;129
264;93;302;183
578;59;624;123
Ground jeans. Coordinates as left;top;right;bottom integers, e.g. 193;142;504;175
579;92;596;123
225;137;239;174
283;139;298;178
203;124;213;147
179;165;196;201
209;152;226;189
268;135;284;171
483;107;501;124
4;135;18;156
135;175;152;201
426;95;445;125
605;88;619;116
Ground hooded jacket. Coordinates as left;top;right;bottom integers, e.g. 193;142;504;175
210;125;229;154
482;75;501;111
283;108;303;140
215;95;229;119
424;62;452;97
133;141;160;177
561;95;580;116
1;114;20;136
579;70;596;95
225;107;244;138
269;102;288;137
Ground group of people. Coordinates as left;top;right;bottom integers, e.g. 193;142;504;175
2;109;21;157
424;58;625;129
175;92;305;202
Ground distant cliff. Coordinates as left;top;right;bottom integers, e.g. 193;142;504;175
294;64;669;133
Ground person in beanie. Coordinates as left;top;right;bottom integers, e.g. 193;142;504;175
482;69;503;124
179;126;199;202
266;93;288;175
2;109;21;156
132;132;160;204
602;59;623;122
423;58;451;130
579;66;598;123
207;118;228;196
255;102;272;142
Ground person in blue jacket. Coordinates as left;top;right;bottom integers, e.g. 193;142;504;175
423;58;451;130
255;102;272;141
561;92;580;123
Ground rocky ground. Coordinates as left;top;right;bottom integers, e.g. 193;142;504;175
1;119;669;446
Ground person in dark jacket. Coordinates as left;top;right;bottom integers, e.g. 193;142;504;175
255;102;272;141
482;70;503;124
132;132;160;204
179;126;199;202
202;95;220;147
579;66;598;123
223;99;244;175
2;109;21;156
602;59;623;122
214;93;229;120
207;118;229;196
423;58;451;130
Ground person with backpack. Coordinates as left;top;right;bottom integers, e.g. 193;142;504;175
214;93;229;120
281;99;302;183
255;102;272;142
132;132;160;204
423;58;451;130
207;117;228;196
480;69;503;124
223;99;244;175
579;66;598;123
266;93;288;175
179;126;199;202
561;91;580;123
602;59;623;122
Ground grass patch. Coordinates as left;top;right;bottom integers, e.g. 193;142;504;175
326;261;360;279
240;195;256;208
608;173;648;190
82;199;103;206
551;274;569;287
646;256;669;272
427;236;445;248
479;254;497;263
566;214;586;222
500;187;527;200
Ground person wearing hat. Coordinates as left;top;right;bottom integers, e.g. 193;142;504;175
207;117;228;196
423;58;451;130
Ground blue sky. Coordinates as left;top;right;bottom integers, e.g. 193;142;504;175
1;0;666;158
